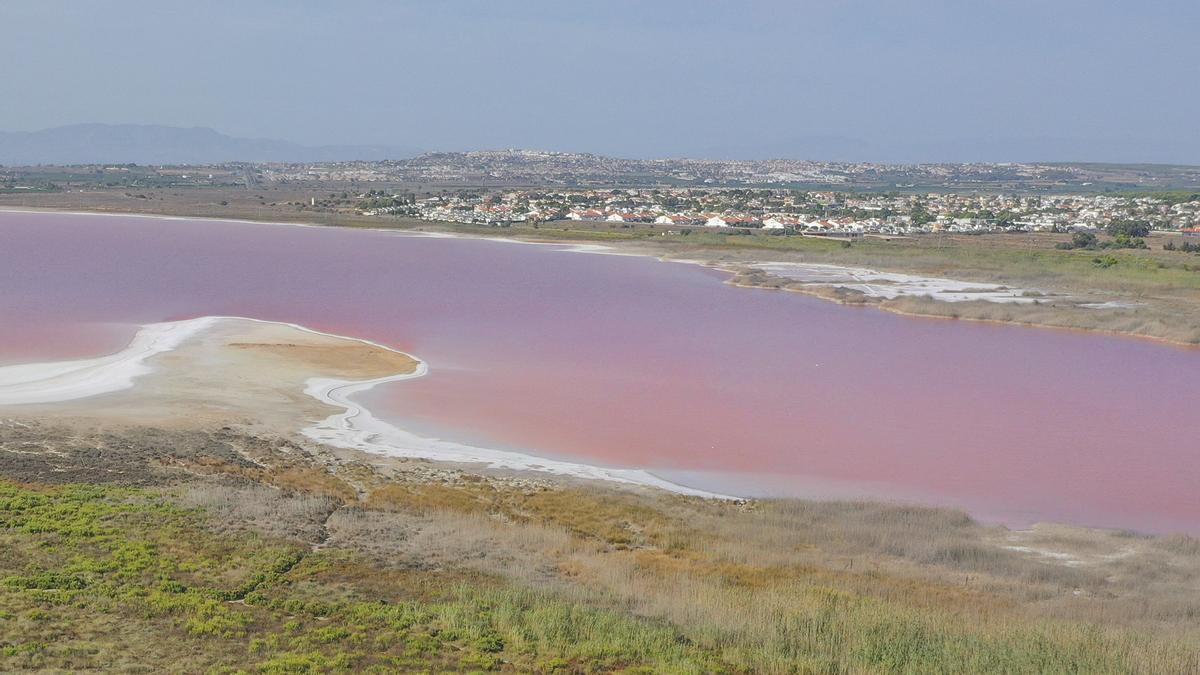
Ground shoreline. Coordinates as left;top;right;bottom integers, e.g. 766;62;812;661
723;276;1200;350
0;317;1189;535
4;205;1196;348
0;314;734;500
0;317;220;405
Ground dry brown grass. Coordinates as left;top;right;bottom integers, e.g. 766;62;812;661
881;295;1200;345
363;481;497;515
178;482;339;543
7;420;1200;672
268;466;359;503
226;341;419;379
1157;534;1200;556
365;480;692;549
345;466;1200;648
169;452;359;505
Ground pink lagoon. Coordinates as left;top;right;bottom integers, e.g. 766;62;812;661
1;210;1198;534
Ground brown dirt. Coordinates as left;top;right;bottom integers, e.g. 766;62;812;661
226;341;418;379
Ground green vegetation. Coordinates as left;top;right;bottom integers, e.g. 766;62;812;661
0;182;61;194
1054;228;1147;251
1163;239;1200;253
2;477;1197;673
1105;220;1151;239
0;480;722;672
1054;231;1099;250
1115;190;1200;204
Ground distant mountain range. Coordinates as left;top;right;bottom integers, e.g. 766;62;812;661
2;123;1197;168
0;124;419;166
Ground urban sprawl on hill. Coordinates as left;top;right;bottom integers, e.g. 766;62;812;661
4;150;1199;239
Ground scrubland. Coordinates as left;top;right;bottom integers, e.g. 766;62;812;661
2;422;1198;673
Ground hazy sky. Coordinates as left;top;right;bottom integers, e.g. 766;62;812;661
3;0;1198;162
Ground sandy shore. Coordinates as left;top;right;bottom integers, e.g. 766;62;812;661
0;316;730;498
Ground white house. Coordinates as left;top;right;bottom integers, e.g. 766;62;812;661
705;215;730;227
762;216;801;230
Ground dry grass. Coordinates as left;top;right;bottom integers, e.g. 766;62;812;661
364;481;498;515
6;422;1200;671
172;453;359;505
268;466;359;503
226;341;419;379
321;466;1200;670
365;479;693;550
880;295;1200;345
178;482;339;543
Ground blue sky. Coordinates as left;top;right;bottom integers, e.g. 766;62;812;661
2;0;1197;162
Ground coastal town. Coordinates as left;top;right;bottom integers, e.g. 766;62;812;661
360;187;1200;237
4;152;1199;239
6;3;1200;674
15;150;1192;196
256;150;1200;192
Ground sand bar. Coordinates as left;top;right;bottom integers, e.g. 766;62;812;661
0;315;731;499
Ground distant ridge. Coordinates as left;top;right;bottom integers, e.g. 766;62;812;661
0;124;419;166
2;125;1198;172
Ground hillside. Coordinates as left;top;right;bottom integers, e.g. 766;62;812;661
1;420;1198;673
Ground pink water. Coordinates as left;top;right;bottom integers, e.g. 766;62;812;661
2;211;1198;533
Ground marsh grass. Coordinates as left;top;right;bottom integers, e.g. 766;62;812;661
879;295;1200;344
352;480;1200;672
0;480;721;672
2;470;1198;673
365;481;690;550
